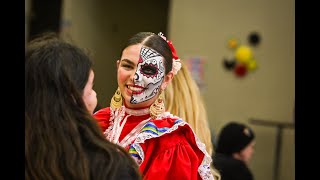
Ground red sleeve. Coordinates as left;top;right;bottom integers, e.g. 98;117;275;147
93;107;111;132
140;128;204;180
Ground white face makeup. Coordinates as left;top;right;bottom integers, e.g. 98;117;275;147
130;46;165;104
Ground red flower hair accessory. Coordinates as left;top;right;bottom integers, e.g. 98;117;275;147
158;32;181;75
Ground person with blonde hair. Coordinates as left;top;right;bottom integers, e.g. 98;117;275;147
164;61;220;180
164;62;212;154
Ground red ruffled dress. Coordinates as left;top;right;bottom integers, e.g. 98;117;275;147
94;106;213;180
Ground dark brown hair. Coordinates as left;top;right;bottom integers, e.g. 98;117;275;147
121;32;173;75
25;33;141;180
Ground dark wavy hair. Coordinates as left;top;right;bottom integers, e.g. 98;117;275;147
25;33;141;180
121;32;173;75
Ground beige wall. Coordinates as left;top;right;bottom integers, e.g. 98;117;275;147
169;0;295;180
61;0;117;109
61;0;294;179
61;0;168;108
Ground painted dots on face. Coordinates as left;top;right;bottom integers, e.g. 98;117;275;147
130;46;165;104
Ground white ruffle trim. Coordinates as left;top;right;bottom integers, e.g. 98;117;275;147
172;59;182;75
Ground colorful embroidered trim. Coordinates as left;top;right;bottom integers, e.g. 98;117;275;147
140;122;170;136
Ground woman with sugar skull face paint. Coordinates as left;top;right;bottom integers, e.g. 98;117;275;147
130;46;165;104
94;32;214;180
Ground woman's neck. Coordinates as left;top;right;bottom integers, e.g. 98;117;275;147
123;100;152;110
125;106;150;116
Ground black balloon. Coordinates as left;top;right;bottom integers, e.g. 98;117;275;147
248;32;261;46
223;58;237;70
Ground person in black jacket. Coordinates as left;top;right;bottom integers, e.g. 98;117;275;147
213;122;255;180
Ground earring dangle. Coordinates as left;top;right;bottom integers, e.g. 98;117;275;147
150;91;165;119
110;87;123;110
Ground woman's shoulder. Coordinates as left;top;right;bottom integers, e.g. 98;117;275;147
213;153;248;171
213;153;253;180
135;114;213;179
93;107;111;132
150;113;182;127
93;107;111;119
146;112;190;136
140;114;203;150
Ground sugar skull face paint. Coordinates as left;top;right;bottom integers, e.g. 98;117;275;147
130;46;165;104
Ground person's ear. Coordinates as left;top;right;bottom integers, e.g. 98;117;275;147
117;60;120;69
161;71;174;91
232;152;242;161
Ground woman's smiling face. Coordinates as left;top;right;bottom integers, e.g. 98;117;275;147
117;44;165;109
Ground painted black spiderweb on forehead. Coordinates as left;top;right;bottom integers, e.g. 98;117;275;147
140;47;161;60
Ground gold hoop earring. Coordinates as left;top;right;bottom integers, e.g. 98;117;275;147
110;87;123;110
150;91;165;119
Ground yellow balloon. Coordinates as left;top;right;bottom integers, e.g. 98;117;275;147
247;59;257;71
235;45;253;63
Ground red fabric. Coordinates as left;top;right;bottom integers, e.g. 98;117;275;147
119;113;150;142
167;40;179;60
93;107;111;132
139;125;204;180
93;107;150;142
93;108;205;180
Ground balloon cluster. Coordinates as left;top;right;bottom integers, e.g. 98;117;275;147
223;32;261;77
